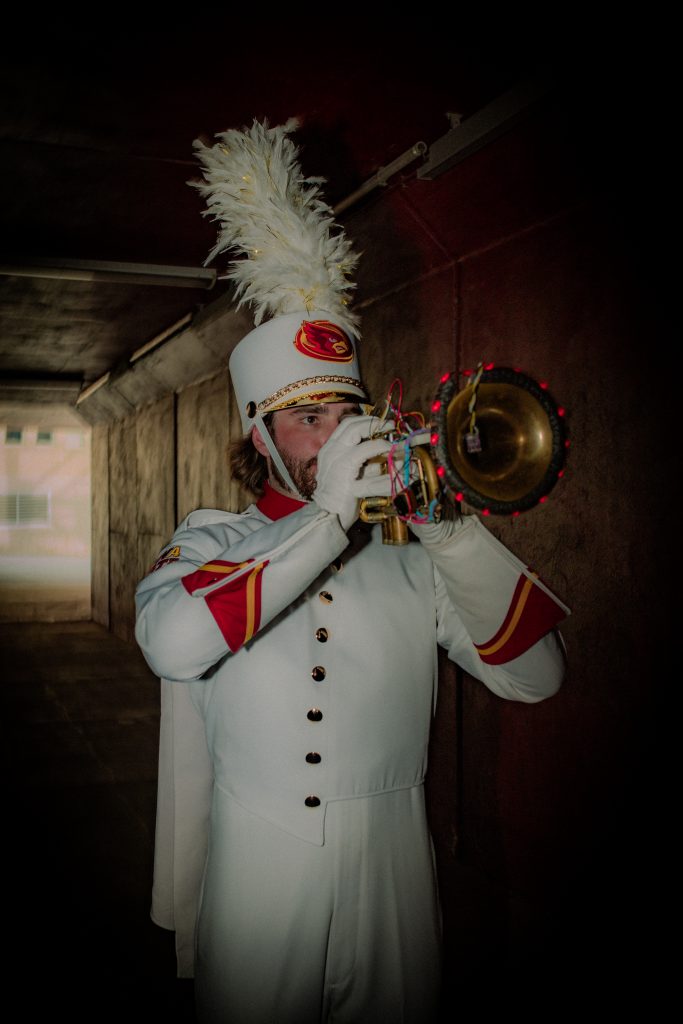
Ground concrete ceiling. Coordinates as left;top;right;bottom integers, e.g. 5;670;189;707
1;18;663;415
0;17;556;408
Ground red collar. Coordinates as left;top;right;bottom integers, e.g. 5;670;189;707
256;481;308;521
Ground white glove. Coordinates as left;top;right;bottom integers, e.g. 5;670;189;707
409;514;465;546
313;415;393;532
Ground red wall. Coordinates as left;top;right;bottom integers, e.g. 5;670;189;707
344;82;665;1008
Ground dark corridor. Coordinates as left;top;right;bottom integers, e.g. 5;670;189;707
1;621;194;1021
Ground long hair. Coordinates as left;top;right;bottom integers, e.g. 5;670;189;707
228;413;273;495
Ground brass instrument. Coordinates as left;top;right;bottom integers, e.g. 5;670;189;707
359;366;567;543
359;443;442;545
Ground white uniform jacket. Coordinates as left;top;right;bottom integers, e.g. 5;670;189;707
135;484;569;976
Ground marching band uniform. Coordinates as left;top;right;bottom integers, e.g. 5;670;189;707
135;121;569;1022
136;479;567;1022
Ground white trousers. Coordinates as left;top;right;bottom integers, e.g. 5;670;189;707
195;784;442;1023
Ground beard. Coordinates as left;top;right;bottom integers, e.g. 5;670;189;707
272;450;317;500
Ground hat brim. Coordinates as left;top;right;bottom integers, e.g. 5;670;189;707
263;385;369;415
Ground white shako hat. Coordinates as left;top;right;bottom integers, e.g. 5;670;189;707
191;117;368;495
229;310;367;433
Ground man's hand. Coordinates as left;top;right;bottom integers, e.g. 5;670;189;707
409;515;464;546
313;415;393;532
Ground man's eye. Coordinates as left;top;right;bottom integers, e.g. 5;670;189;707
302;415;319;425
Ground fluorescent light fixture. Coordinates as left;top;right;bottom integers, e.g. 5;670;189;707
75;373;111;405
129;313;193;362
0;258;216;289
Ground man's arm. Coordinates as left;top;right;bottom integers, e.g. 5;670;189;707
415;514;569;702
136;415;392;682
135;503;349;681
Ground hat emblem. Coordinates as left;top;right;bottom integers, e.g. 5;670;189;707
294;320;354;363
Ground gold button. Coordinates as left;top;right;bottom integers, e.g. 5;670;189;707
315;628;329;643
305;796;321;807
319;590;333;604
307;708;323;722
305;752;322;764
311;666;326;682
330;558;343;573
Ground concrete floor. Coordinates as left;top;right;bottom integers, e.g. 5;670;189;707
0;620;195;1022
0;557;91;621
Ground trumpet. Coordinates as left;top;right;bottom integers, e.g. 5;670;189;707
359;436;442;545
359;366;568;544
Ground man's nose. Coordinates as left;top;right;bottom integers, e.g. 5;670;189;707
319;419;341;445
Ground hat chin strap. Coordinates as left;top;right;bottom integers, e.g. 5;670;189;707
253;412;308;502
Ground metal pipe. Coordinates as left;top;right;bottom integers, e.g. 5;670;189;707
333;141;428;215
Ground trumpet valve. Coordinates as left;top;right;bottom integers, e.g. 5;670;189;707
358;495;395;524
381;517;410;545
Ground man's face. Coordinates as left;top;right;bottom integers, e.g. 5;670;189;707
253;402;361;499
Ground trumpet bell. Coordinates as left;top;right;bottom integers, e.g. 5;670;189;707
432;367;567;515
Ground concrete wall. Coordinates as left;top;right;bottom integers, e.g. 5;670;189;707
92;380;252;644
176;369;246;522
89;88;665;996
91;424;109;627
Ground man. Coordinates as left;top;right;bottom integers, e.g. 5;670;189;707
135;311;568;1023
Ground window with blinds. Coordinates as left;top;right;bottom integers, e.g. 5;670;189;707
0;493;51;526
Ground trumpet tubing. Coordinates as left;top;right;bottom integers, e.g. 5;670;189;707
359;444;442;545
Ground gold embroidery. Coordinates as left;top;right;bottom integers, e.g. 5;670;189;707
260;377;364;412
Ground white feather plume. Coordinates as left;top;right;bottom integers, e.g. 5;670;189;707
191;118;360;335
